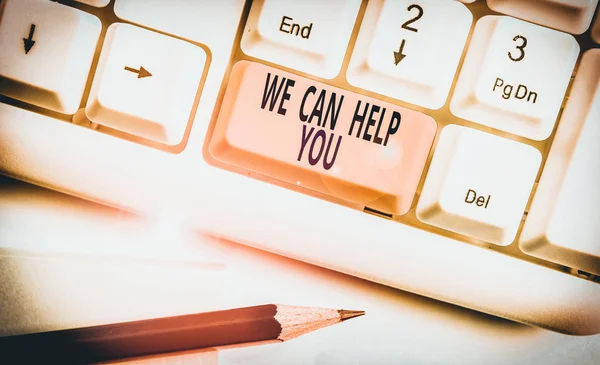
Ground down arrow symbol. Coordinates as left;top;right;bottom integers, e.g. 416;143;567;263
393;39;407;66
23;24;36;54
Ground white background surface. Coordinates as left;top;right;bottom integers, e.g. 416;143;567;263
0;179;598;365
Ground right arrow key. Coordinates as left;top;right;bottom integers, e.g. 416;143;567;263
86;23;206;145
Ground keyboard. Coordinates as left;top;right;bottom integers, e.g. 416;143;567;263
1;0;599;335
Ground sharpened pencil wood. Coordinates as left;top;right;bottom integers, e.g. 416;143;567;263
0;304;363;364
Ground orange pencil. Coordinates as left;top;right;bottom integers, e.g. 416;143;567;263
0;304;364;364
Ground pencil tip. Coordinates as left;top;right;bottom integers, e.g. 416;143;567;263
338;309;365;321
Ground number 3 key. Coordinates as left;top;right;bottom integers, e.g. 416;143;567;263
451;16;579;141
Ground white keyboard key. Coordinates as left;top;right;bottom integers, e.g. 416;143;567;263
114;0;244;46
74;0;110;7
450;16;579;140
0;0;101;114
417;125;541;245
520;49;600;275
85;24;206;145
488;0;599;35
240;0;361;79
347;0;472;109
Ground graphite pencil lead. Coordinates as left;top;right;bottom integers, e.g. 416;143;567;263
338;309;366;321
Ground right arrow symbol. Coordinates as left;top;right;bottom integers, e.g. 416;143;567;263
124;65;152;79
393;39;407;66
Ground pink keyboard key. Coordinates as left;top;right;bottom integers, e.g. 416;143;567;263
209;61;437;215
